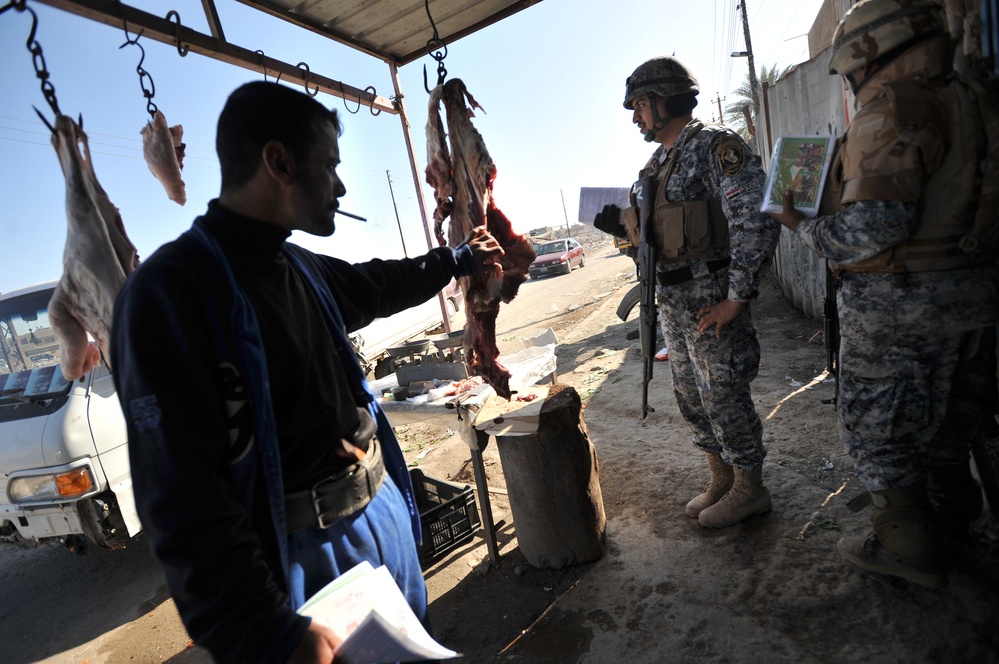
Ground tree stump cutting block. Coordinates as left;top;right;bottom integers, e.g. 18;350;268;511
495;384;606;569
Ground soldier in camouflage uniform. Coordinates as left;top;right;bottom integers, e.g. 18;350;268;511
595;57;781;528
771;0;998;588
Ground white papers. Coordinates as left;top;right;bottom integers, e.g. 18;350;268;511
298;561;458;663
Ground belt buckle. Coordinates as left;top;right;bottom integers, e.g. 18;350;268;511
310;466;361;529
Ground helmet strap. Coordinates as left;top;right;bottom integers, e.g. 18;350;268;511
644;95;672;143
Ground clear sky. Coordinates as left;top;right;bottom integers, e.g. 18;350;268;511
0;0;824;294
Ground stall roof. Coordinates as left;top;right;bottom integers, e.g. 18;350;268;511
237;0;544;66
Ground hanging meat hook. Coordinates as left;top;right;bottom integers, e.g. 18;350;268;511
254;50;270;82
119;26;158;119
422;0;448;93
365;86;381;117
3;0;62;121
339;81;360;114
165;10;188;57
297;61;319;97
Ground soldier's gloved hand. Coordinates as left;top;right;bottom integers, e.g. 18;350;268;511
594;204;627;238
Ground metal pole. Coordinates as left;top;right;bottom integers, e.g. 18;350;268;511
386;170;409;257
388;62;451;332
739;0;762;120
560;189;571;239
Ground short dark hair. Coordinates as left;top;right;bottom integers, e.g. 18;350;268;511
216;81;343;192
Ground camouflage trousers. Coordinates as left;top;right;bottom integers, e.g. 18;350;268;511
837;270;998;492
657;269;766;469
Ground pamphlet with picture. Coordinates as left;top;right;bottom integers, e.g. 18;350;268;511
761;135;835;218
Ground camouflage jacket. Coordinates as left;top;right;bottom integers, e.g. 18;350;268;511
643;119;780;301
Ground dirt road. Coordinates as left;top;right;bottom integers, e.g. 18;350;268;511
5;239;996;663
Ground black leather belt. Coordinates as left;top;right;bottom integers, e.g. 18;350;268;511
657;257;730;287
284;437;386;532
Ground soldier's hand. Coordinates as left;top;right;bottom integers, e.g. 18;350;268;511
463;226;505;268
696;299;745;338
594;204;627;238
767;189;805;232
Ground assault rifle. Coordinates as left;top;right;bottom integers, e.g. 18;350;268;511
821;262;840;406
633;176;657;419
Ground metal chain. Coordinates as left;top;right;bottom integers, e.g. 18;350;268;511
119;30;158;118
423;0;447;93
2;0;61;117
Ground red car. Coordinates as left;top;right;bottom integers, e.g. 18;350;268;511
528;238;586;279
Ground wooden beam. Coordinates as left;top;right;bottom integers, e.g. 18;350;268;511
33;0;399;114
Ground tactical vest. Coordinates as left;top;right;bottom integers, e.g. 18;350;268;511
631;122;729;263
832;72;999;274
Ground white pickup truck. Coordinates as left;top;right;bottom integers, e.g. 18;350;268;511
0;281;141;554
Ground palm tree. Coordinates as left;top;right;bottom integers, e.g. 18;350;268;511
724;63;793;141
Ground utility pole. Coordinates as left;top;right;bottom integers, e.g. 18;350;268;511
385;170;408;257
560;189;571;239
738;0;761;121
711;92;726;125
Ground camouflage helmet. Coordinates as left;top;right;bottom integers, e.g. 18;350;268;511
828;0;946;76
624;57;699;110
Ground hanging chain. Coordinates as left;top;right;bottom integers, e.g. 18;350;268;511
423;0;447;93
2;0;61;118
119;26;158;118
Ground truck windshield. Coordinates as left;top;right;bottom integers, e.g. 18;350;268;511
0;287;71;402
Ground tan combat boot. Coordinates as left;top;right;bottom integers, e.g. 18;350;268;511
837;485;947;588
697;464;771;528
685;452;734;518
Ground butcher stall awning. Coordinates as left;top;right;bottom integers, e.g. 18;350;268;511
236;0;544;66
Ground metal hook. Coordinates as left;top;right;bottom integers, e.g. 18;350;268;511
297;61;318;97
8;0;61;117
165;10;188;57
119;27;158;118
422;0;448;93
365;86;381;116
254;49;269;82
339;82;360;114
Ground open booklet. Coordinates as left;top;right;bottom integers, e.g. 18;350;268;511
760;134;836;218
298;560;459;663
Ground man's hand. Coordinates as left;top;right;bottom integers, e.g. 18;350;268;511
463;226;504;270
287;621;341;664
696;299;744;338
767;188;805;232
593;204;627;238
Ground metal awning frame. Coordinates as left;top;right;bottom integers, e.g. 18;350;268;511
17;0;542;333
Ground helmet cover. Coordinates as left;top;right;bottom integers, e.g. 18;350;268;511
624;57;699;109
828;0;945;76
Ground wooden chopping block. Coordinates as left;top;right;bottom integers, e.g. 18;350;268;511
495;384;606;569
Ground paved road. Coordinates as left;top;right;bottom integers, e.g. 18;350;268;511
0;238;630;664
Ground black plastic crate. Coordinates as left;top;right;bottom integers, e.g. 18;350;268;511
409;468;481;566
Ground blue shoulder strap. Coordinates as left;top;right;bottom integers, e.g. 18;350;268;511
187;220;292;581
283;244;420;542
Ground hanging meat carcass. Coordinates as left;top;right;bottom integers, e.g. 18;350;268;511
141;109;186;205
48;114;140;380
426;79;536;399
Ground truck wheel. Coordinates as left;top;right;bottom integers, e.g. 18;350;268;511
446;298;457;321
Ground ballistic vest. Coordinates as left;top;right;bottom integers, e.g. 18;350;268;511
831;40;999;274
633;122;729;263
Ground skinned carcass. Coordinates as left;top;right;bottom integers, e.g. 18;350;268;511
426;79;536;399
48;114;139;380
141;109;186;205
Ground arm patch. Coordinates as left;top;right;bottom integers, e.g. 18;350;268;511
713;135;747;176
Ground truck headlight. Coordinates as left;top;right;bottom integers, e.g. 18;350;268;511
8;467;95;503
